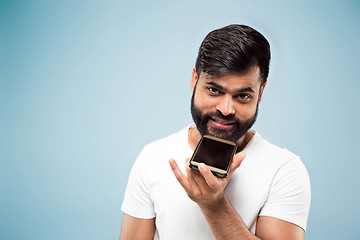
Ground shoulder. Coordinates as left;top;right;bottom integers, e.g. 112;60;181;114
129;126;191;190
241;133;309;183
127;126;190;183
246;133;301;165
143;126;188;152
250;134;311;231
136;126;190;165
249;133;310;195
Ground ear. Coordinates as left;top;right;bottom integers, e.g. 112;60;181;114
190;67;198;92
258;81;267;104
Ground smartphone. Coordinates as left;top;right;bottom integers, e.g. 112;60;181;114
189;135;237;178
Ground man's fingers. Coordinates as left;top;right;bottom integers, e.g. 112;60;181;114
169;159;190;190
198;163;220;190
185;158;202;191
228;152;247;177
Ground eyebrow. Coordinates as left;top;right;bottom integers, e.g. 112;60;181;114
206;81;255;94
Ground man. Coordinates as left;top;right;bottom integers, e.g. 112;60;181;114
120;24;311;240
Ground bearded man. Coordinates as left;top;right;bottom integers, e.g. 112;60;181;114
120;24;311;240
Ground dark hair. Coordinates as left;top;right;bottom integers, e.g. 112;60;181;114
195;24;270;85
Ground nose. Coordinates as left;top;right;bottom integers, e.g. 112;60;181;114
215;95;235;116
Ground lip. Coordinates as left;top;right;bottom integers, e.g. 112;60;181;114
208;118;235;131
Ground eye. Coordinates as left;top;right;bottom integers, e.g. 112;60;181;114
207;87;221;95
236;93;251;103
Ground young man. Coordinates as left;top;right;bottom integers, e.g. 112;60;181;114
120;24;311;240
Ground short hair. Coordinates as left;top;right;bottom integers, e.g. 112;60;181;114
195;24;271;85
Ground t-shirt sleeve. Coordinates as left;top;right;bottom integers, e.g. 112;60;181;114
121;146;156;219
259;157;311;231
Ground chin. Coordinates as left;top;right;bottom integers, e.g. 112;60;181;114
207;127;238;141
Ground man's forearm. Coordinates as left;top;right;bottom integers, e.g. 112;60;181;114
198;196;260;240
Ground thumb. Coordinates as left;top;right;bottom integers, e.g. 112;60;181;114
228;152;246;177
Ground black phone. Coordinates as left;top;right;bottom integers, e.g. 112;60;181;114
189;135;237;178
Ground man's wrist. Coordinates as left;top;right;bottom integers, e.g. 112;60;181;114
197;194;228;211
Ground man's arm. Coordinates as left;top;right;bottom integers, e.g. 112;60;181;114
120;214;155;240
198;196;304;240
256;216;304;239
169;152;305;240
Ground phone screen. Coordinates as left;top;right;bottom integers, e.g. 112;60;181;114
189;135;237;177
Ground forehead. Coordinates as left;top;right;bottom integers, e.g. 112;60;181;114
199;67;261;91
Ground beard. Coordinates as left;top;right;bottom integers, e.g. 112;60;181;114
190;91;258;142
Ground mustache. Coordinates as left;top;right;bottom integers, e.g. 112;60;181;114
203;111;238;122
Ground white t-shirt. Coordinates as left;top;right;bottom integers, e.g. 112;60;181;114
121;125;311;239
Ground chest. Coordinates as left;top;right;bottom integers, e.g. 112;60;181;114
148;161;272;234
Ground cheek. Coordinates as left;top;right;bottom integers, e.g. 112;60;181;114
235;102;258;118
194;92;217;109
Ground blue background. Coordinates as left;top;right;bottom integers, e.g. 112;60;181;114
1;0;359;239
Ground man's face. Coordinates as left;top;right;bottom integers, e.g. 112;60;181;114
190;67;266;143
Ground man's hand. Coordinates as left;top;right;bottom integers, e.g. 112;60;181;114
169;152;305;240
169;152;246;206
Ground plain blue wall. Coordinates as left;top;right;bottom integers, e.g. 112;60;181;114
1;0;359;239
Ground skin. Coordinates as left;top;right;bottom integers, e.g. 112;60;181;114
120;214;155;240
120;67;305;240
188;66;265;150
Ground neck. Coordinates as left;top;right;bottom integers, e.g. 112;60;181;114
188;126;254;152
